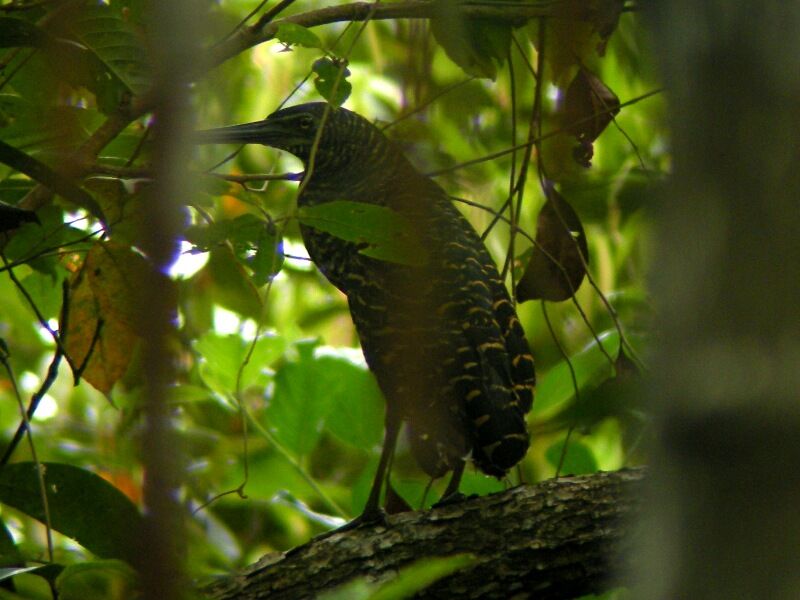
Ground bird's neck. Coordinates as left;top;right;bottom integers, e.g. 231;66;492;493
300;142;418;203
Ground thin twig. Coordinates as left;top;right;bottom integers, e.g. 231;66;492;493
541;301;579;479
428;89;663;178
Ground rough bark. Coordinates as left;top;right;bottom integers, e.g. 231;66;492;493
203;468;644;600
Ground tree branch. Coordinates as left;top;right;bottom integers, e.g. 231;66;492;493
206;0;600;71
14;0;614;215
203;468;644;600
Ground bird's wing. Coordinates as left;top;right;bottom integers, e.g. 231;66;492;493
427;212;531;477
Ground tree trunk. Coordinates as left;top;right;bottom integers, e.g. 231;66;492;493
638;4;800;598
203;468;644;599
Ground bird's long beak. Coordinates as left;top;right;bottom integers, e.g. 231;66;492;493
194;120;274;145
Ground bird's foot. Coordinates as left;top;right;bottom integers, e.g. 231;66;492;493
339;506;388;531
311;507;387;542
433;491;475;508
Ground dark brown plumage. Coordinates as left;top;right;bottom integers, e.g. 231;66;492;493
198;103;535;522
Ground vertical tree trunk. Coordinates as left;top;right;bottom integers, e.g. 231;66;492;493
639;4;800;597
137;3;206;599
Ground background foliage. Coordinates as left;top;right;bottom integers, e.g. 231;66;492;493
0;0;665;596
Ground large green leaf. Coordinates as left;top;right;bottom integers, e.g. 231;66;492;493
534;329;620;415
318;554;475;600
68;5;151;97
0;95;85;154
267;342;383;456
430;0;511;79
266;341;336;457
0;139;101;218
371;554;476;600
202;246;263;319
0;462;143;562
545;438;599;476
318;351;384;451
276;22;323;50
185;214;285;286
298;201;429;266
3;205;90;276
196;331;285;397
56;559;139;600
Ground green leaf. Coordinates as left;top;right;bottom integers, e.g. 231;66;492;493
0;139;102;218
319;352;384;451
203;247;263;319
3;205;88;276
196;331;285;396
298;200;429;266
0;462;143;562
430;0;511;79
0;566;41;582
545;438;598;475
318;554;475;600
276;23;323;50
312;57;352;107
0;95;85;154
68;5;152;97
0;177;35;206
266;341;336;456
56;560;139;600
20;270;64;320
534;329;620;415
250;222;285;286
318;579;372;600
370;554;476;600
185;214;265;251
185;214;284;285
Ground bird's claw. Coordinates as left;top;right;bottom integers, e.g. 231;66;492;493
433;491;475;508
312;507;387;542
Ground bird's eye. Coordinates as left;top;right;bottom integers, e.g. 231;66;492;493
298;115;314;131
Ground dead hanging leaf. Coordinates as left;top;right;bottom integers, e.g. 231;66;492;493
540;132;586;182
63;241;173;394
86;240;164;335
516;189;589;302
562;68;620;144
64;261;137;396
535;0;624;83
592;0;625;55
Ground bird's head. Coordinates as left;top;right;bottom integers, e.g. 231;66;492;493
196;102;391;177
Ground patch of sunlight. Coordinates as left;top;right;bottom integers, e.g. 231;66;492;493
213;306;241;334
314;345;366;368
283;238;313;270
34;319;58;344
212;306;258;339
63;209;92;231
18;372;57;419
169;241;209;278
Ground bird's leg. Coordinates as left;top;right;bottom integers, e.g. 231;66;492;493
360;406;400;521
320;406;400;537
434;459;468;507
